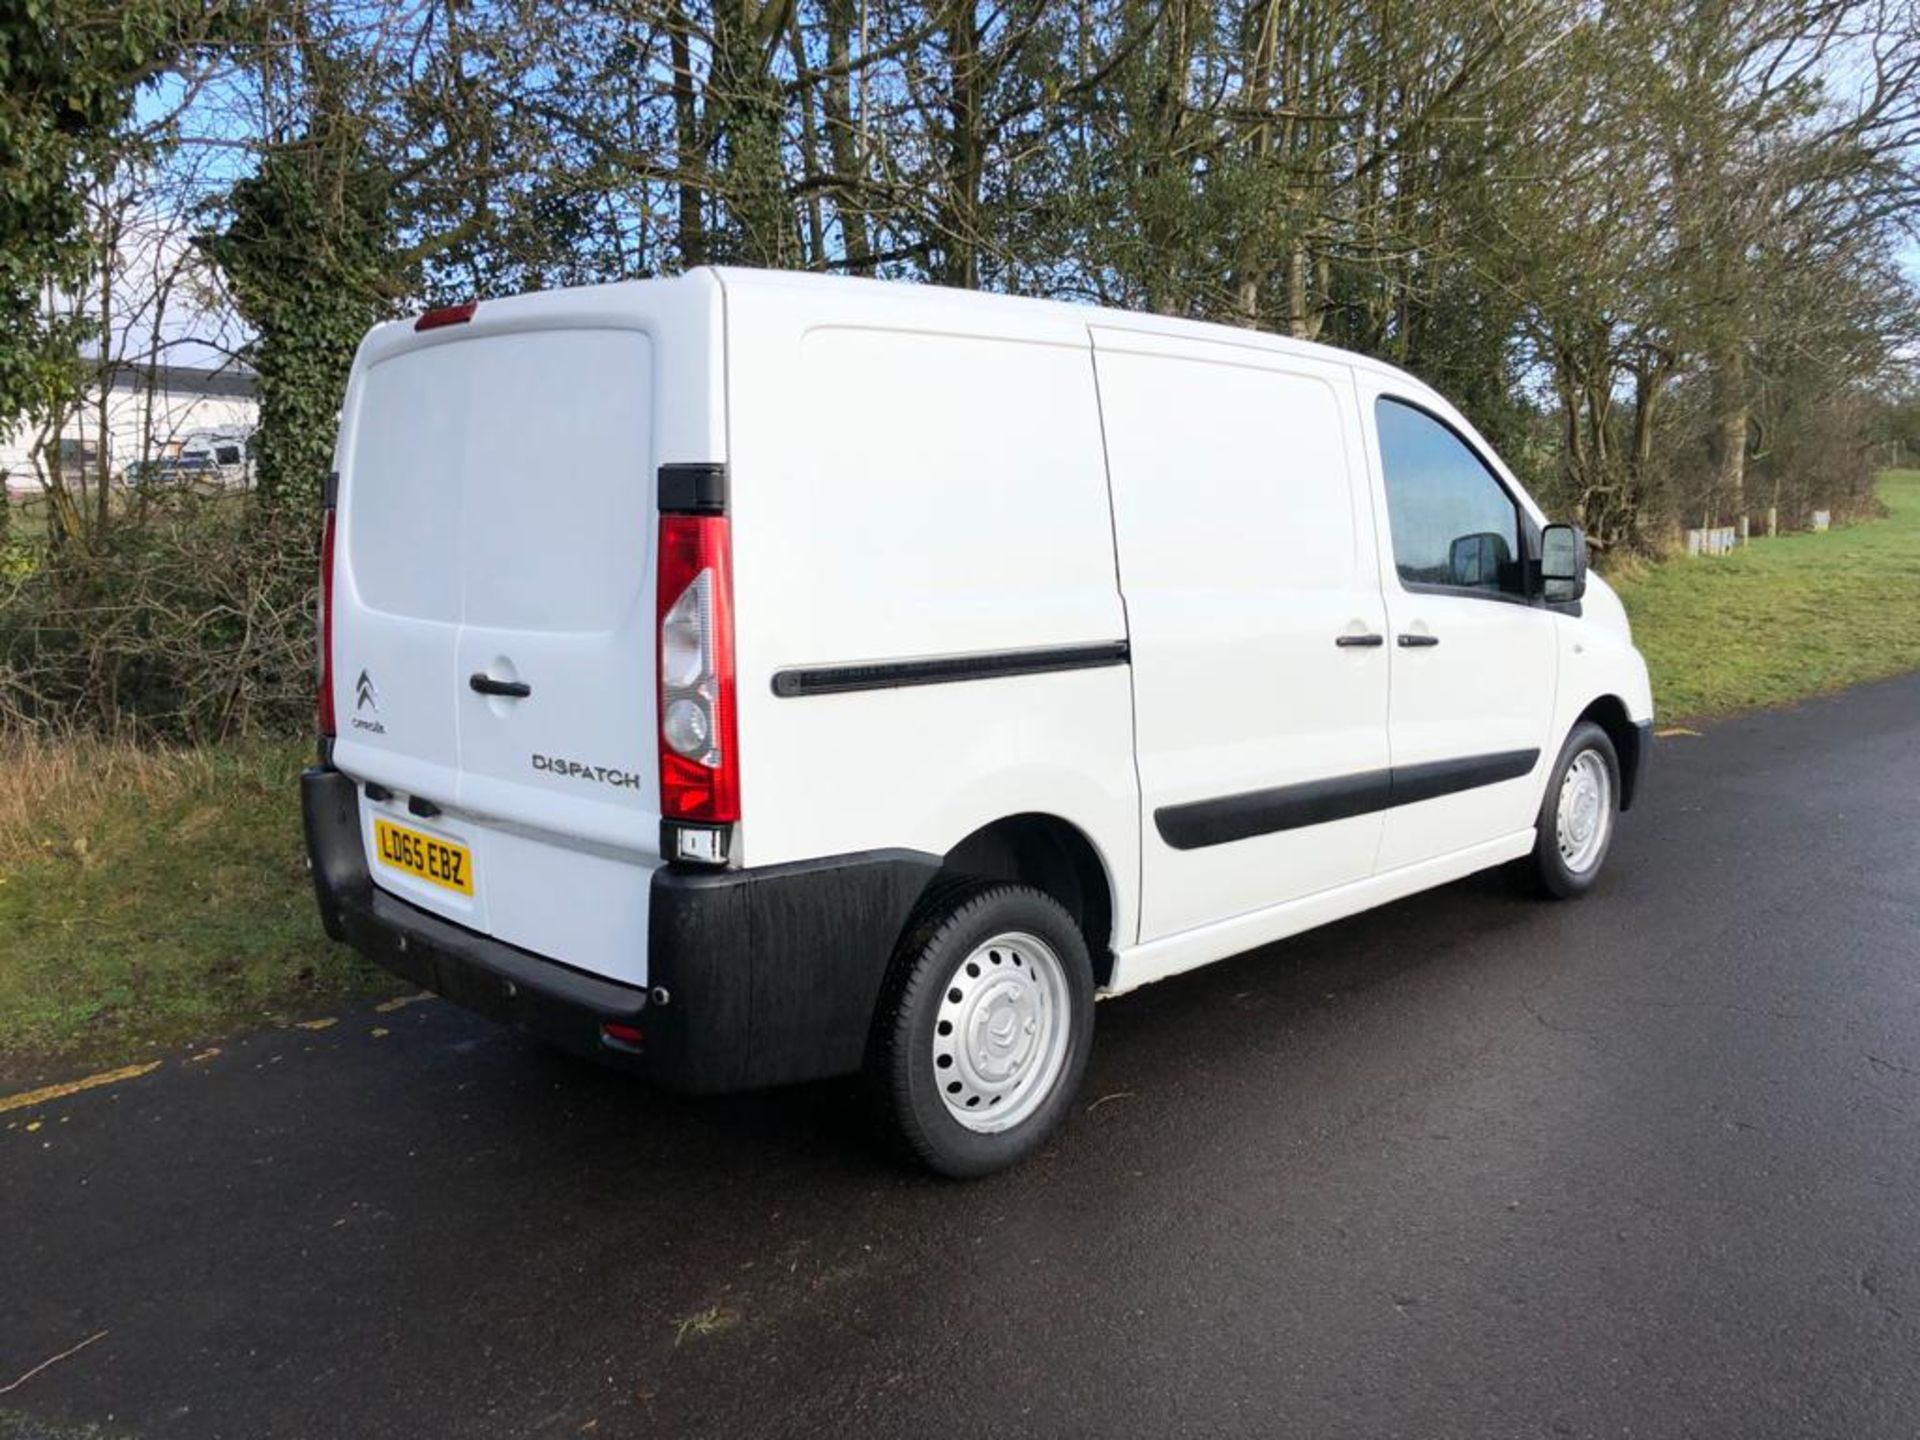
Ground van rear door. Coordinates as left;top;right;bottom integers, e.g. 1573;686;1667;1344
329;276;726;984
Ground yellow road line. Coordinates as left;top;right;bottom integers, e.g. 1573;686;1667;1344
0;1061;163;1116
1655;726;1701;738
374;991;434;1014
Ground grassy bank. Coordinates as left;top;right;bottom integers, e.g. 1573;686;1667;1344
3;474;1918;1080
0;740;396;1083
1613;471;1920;721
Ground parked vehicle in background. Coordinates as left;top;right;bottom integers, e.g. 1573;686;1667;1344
119;454;214;492
176;426;253;488
118;428;254;492
119;458;171;487
302;269;1655;1177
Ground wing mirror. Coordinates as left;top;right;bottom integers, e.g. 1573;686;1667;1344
1540;523;1588;603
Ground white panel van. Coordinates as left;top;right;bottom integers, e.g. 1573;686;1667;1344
303;269;1654;1176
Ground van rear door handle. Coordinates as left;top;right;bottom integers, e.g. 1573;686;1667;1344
470;673;532;698
1397;633;1440;648
1335;633;1384;648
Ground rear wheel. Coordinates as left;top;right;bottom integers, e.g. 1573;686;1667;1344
870;880;1094;1178
1519;720;1620;898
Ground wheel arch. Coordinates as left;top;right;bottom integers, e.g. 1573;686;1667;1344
939;813;1119;987
1572;693;1647;811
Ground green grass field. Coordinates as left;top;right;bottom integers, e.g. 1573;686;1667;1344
2;474;1917;1080
1614;472;1920;721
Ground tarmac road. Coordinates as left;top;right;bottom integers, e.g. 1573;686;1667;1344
4;673;1919;1439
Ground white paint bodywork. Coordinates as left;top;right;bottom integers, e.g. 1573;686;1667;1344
724;278;1140;953
327;267;1652;1002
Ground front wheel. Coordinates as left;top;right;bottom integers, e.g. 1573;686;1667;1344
869;880;1094;1178
1518;720;1621;899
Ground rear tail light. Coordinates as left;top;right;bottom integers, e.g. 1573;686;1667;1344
317;507;338;737
656;513;739;823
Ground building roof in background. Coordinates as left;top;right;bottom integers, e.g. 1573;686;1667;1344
104;359;257;400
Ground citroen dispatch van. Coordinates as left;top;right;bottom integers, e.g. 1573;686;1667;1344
302;268;1653;1176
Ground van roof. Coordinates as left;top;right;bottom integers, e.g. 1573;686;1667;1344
380;266;1430;399
701;265;1429;393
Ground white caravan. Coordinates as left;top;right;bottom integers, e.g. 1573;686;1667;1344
303;269;1654;1176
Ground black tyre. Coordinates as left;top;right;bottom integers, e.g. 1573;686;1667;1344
869;879;1095;1178
1518;720;1621;899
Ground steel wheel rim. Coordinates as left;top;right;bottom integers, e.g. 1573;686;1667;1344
1556;749;1612;873
932;931;1071;1134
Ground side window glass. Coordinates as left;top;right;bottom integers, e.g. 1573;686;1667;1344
1374;397;1522;596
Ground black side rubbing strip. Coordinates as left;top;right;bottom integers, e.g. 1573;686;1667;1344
1155;770;1392;850
1387;749;1538;807
1154;747;1542;851
658;462;727;515
773;641;1130;698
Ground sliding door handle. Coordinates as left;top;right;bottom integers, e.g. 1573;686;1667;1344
1335;633;1385;648
1397;633;1440;649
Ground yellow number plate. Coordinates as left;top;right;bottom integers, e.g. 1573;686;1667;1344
373;818;474;896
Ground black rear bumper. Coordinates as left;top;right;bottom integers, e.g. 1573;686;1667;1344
302;766;939;1093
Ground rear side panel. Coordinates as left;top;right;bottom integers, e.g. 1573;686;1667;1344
329;275;726;984
718;273;1139;947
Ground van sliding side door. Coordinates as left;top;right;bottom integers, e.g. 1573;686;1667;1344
1092;327;1391;944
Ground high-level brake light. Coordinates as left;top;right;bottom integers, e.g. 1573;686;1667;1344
414;301;477;331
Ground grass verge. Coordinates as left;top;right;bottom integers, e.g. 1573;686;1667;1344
0;738;398;1084
1613;471;1920;721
